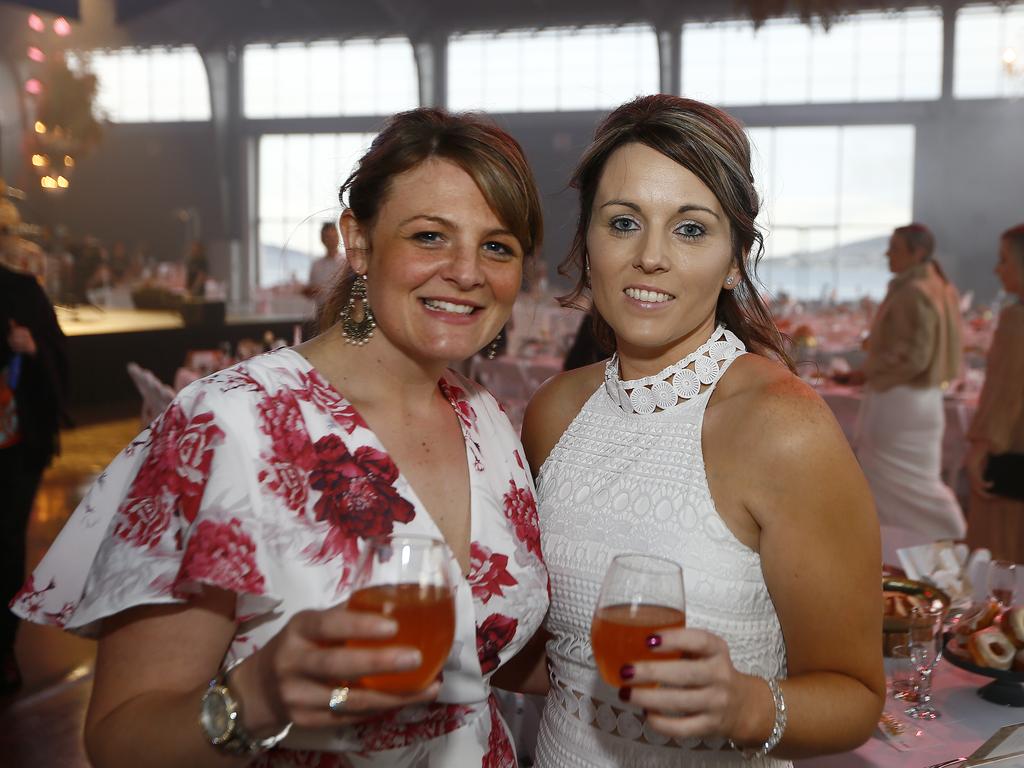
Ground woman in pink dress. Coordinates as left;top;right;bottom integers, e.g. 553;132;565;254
11;108;548;767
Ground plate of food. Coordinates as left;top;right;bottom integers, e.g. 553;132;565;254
882;577;950;655
944;602;1024;707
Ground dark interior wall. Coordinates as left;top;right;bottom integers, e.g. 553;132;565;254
499;113;603;289
20;122;221;264
914;100;1024;302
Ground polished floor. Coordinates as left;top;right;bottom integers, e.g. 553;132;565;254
0;416;141;767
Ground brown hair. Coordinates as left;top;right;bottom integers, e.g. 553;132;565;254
558;94;792;369
1002;223;1024;264
893;223;947;282
319;108;544;332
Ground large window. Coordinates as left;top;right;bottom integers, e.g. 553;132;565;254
682;9;942;105
448;25;658;112
748;125;915;300
257;133;375;287
68;47;210;122
954;3;1024;98
244;38;417;118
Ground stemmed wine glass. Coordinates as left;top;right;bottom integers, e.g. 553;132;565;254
988;561;1017;607
346;534;456;692
590;553;686;687
904;604;946;720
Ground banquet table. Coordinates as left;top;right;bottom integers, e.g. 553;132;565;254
797;661;1024;767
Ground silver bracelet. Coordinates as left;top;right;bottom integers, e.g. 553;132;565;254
729;676;787;759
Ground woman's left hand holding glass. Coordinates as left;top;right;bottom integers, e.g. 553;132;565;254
619;626;772;746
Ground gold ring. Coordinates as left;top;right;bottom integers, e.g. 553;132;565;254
327;685;350;713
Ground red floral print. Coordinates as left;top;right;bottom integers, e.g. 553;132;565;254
482;695;516;768
468;542;518;604
251;752;349;768
114;402;224;548
292;368;366;434
115;495;173;550
476;613;519;675
440;380;478;433
177;518;266;595
258;462;309;514
10;573;55;619
306;435;415;562
513;449;525;470
502;479;541;560
356;703;475;752
258;390;315;470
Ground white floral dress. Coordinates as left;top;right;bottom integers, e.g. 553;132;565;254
11;348;549;768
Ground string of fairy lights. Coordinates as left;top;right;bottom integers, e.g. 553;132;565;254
24;12;75;191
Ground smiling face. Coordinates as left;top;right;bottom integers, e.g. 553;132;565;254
996;236;1024;297
586;142;739;373
342;157;524;367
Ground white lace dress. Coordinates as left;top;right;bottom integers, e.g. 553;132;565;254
535;327;791;768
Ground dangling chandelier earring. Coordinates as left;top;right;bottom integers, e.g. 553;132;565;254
340;273;376;346
485;327;504;360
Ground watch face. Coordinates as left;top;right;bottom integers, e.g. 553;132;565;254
200;687;234;743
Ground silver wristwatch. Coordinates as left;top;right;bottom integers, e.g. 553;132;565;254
199;658;291;756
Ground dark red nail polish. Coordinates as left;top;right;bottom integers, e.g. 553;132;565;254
618;686;631;702
619;664;635;680
646;634;662;648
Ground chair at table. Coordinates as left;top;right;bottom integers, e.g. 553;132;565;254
126;362;175;426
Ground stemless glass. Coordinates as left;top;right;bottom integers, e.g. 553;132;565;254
346;534;456;693
988;561;1018;607
904;604;946;720
590;553;686;687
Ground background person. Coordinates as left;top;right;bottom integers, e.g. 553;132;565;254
965;224;1024;562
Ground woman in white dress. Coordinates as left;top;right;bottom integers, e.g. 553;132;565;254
517;95;884;766
12;109;548;767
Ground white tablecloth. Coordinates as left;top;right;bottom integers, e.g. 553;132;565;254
798;661;1024;767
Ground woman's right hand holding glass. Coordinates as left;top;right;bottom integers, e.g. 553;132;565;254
228;603;441;735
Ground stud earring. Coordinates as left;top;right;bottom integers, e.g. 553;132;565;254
340;273;376;346
725;276;735;286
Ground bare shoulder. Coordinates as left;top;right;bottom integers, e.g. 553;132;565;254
713;353;854;488
521;361;606;478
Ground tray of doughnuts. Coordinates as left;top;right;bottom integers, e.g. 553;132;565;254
944;602;1024;679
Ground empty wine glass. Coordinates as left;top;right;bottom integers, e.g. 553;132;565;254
988;561;1017;607
904;604;946;720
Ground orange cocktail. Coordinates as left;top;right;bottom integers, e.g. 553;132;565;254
591;603;686;686
347;582;455;692
590;553;686;688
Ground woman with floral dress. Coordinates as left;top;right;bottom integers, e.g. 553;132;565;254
11;108;548;768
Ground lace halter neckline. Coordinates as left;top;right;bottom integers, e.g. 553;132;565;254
603;325;746;416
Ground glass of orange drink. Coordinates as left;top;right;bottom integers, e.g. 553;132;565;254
347;534;456;692
590;553;686;688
